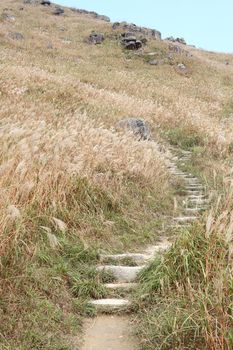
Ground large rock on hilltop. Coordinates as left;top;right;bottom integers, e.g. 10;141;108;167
116;118;150;140
113;22;161;40
53;7;64;15
70;8;110;22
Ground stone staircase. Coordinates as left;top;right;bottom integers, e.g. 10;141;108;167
88;149;208;314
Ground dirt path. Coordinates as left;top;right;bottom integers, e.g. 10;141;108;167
80;149;208;350
81;315;138;350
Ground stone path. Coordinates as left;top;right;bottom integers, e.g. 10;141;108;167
81;149;208;349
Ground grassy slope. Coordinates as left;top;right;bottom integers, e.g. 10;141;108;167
0;1;233;349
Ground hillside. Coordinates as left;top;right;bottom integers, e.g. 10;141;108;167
0;1;233;349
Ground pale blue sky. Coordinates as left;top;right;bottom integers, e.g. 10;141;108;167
55;0;232;53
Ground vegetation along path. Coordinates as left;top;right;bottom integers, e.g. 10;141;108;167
81;147;208;349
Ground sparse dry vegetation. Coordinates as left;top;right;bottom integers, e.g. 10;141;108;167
0;0;233;349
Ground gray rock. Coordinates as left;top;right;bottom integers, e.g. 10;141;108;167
23;0;38;3
135;40;142;49
166;36;175;42
53;7;64;15
1;13;15;21
40;0;51;5
112;22;120;29
113;21;161;40
71;8;110;21
176;63;189;75
140;37;148;44
166;36;186;45
95;14;110;22
176;37;186;45
121;33;143;50
177;63;187;70
8;32;24;40
169;44;184;54
117;118;150;140
149;59;165;66
89;32;105;44
125;41;136;50
122;35;137;43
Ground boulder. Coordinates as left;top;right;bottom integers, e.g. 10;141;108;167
121;33;143;50
24;0;41;3
95;14;110;22
125;41;136;50
116;118;150;140
148;59;165;66
135;40;142;49
176;37;186;45
53;7;64;15
140;37;148;45
89;32;105;44
176;63;189;75
177;63;187;70
112;22;120;29
8;32;24;40
122;35;137;43
169;44;184;54
166;36;186;45
1;13;16;21
40;0;51;5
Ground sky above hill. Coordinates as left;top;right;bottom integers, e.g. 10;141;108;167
56;0;232;53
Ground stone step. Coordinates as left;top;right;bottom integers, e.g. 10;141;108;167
186;184;204;188
180;150;192;154
186;191;204;195
105;282;138;290
174;216;197;223
185;179;200;184
144;240;172;256
90;298;131;313
97;265;144;282
184;208;202;213
187;193;205;198
188;198;208;203
100;253;149;265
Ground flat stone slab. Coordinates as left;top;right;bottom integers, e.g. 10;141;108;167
185;208;202;213
97;265;144;282
175;216;197;223
187;191;203;195
100;253;149;265
144;240;172;257
105;282;138;290
188;198;207;203
90;299;131;312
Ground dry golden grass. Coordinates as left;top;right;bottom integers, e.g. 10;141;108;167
0;0;233;348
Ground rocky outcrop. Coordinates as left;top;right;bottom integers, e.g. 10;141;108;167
53;7;64;15
88;32;105;44
40;0;51;5
168;44;187;55
166;36;187;45
113;22;161;40
8;32;24;40
121;33;143;50
70;8;110;22
116;118;150;140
